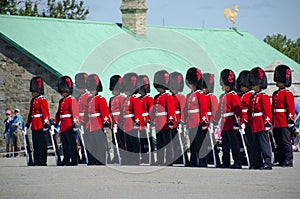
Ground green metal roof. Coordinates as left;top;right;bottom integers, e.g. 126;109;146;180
0;14;299;97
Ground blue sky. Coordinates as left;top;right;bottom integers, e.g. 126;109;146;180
83;0;299;40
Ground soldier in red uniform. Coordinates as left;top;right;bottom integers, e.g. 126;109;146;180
236;70;254;167
150;70;176;166
109;75;125;163
26;77;50;166
121;73;144;165
74;72;89;164
185;67;208;167
54;76;80;166
272;65;295;167
248;67;272;170
137;75;154;164
84;74;110;165
202;73;221;167
169;72;187;165
214;69;242;169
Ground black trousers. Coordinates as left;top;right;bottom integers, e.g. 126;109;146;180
273;127;293;165
60;130;78;165
252;131;272;167
123;130;140;165
32;129;47;165
85;129;107;165
171;128;183;163
189;127;207;166
156;129;173;165
221;130;241;166
139;129;154;163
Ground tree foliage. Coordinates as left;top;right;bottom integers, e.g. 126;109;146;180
264;34;300;64
0;0;89;20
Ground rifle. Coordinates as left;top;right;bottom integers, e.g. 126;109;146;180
235;115;250;169
78;126;89;165
145;123;152;165
23;127;34;166
112;124;121;165
177;123;186;166
50;125;62;166
208;122;217;168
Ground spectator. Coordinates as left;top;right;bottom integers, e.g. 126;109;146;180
3;109;13;158
295;102;300;122
10;109;23;157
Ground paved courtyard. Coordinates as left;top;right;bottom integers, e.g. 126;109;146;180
0;153;300;199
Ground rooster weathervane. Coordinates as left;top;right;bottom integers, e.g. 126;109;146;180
224;5;239;27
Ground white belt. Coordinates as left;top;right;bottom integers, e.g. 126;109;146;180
222;112;234;117
142;113;149;117
188;109;199;114
60;114;72;119
89;113;101;118
111;112;120;116
242;109;248;113
79;113;84;117
207;112;212;116
274;109;286;113
155;112;167;116
123;114;134;118
252;112;263;117
32;114;42;118
175;111;181;114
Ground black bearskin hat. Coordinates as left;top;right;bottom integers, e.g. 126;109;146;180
274;64;292;87
153;70;169;90
202;73;215;93
123;72;138;94
236;70;250;91
249;67;268;89
169;72;184;92
30;76;44;94
75;73;88;89
58;76;73;94
109;75;123;92
137;75;151;93
185;67;203;89
220;69;235;89
86;74;103;92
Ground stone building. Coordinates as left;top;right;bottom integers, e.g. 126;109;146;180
0;0;299;148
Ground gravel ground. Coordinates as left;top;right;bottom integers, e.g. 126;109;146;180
0;153;299;199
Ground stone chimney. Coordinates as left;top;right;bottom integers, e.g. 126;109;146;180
120;0;148;35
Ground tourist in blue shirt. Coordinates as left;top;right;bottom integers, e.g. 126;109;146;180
10;109;23;157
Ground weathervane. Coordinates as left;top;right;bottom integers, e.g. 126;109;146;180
224;5;239;27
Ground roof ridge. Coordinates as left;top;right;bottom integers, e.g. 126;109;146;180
0;14;117;26
147;24;248;32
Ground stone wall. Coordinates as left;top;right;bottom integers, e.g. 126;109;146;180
0;38;61;148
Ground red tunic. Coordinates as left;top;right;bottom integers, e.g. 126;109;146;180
77;92;89;124
139;95;154;124
121;96;144;133
239;91;252;126
205;93;218;123
55;95;80;133
214;91;242;131
184;90;208;129
109;95;125;125
86;95;110;132
272;88;295;128
173;93;186;124
27;95;50;131
249;91;272;133
151;92;176;131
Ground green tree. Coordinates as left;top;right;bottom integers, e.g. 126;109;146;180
264;34;300;64
0;0;89;20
